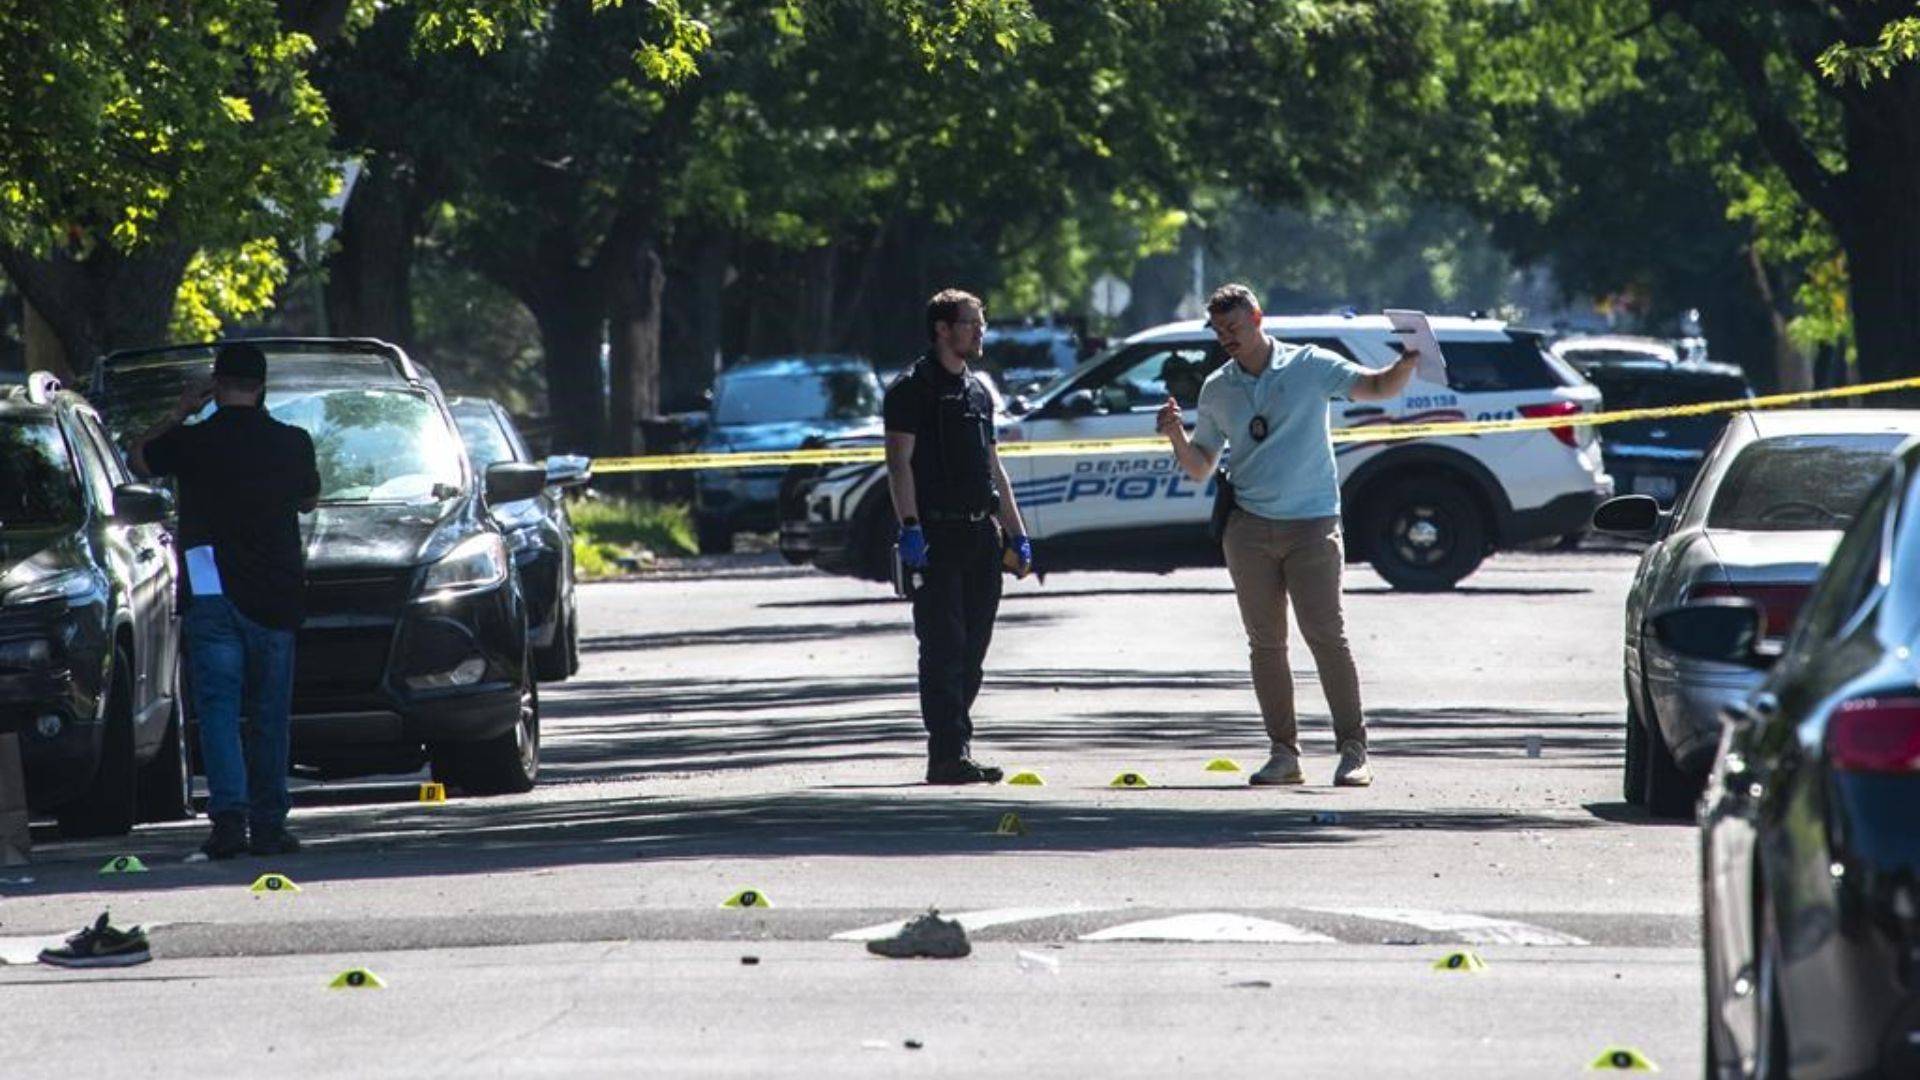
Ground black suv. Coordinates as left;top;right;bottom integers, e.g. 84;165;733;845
1;373;189;836
92;340;551;794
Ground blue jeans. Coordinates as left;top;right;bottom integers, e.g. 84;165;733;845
184;596;296;829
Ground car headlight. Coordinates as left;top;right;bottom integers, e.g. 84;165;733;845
419;534;508;599
5;569;99;606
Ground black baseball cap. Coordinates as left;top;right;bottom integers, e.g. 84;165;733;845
212;342;267;382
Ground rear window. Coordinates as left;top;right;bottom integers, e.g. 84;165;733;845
1708;433;1908;531
1591;371;1749;410
1443;336;1567;393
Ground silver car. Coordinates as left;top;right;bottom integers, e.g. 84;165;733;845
1592;408;1920;817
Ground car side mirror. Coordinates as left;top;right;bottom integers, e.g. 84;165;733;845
111;482;173;525
542;454;593;490
1649;600;1772;669
1007;395;1032;417
485;462;548;504
1592;494;1663;538
1056;389;1096;420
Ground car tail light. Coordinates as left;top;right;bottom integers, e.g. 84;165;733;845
1519;400;1582;447
1689;582;1810;639
1828;698;1920;773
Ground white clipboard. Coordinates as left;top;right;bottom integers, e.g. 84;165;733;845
1384;309;1449;386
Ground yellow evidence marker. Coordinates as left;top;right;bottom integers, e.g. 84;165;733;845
1431;950;1487;973
100;855;148;874
1110;771;1152;789
1006;772;1045;786
1204;758;1243;773
250;872;302;894
418;782;447;803
722;888;771;909
329;968;386;990
993;812;1028;837
1587;1047;1659;1072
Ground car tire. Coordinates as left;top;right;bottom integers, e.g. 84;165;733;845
1623;698;1649;806
534;593;578;682
1643;697;1700;818
135;657;193;823
58;647;138;838
1365;476;1487;592
443;651;540;796
696;516;733;556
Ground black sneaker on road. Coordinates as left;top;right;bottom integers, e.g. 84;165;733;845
866;910;972;959
38;912;151;968
926;758;1004;785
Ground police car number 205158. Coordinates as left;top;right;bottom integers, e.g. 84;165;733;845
780;314;1613;592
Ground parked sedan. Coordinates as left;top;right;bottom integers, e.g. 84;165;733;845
1652;433;1920;1080
448;397;590;682
1582;359;1752;506
1593;408;1920;816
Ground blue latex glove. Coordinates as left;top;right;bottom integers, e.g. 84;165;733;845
897;523;928;569
1003;534;1033;578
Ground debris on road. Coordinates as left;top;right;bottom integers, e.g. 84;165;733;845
1015;949;1059;975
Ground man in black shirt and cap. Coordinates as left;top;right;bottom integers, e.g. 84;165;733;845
132;342;320;859
884;289;1032;785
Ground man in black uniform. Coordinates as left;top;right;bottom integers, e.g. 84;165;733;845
132;343;320;859
884;289;1032;785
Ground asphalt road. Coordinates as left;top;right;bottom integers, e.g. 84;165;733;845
0;548;1702;1078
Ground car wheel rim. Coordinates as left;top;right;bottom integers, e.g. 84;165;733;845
1391;506;1450;567
516;678;539;778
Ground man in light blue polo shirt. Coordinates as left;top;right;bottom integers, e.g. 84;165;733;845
1156;284;1418;787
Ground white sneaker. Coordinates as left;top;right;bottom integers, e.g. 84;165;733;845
1334;741;1373;787
1250;750;1305;786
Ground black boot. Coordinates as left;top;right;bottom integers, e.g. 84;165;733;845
200;812;248;860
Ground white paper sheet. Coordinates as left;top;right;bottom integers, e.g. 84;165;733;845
184;545;224;597
1384;309;1449;386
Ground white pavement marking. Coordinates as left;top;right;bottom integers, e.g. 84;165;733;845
1312;907;1588;946
0;934;71;966
831;906;1104;942
1078;913;1337;944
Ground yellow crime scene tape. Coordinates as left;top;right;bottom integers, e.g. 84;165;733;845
589;372;1920;474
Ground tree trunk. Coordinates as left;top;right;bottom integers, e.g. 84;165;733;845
606;234;664;459
1692;242;1801;394
522;273;607;456
1840;119;1920;400
661;229;728;413
22;300;75;382
798;245;838;354
324;155;418;348
0;242;190;378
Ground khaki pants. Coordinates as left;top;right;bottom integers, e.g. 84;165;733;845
1221;510;1367;756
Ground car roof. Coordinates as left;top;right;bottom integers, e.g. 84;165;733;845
1743;408;1920;439
1128;313;1512;344
721;354;873;379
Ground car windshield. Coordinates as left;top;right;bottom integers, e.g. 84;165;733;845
452;406;519;470
267;389;467;504
0;419;84;529
713;370;880;425
1708;433;1908;531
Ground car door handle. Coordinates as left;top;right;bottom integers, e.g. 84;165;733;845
1343;406;1386;419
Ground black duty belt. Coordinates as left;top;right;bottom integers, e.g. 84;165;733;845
922;509;992;523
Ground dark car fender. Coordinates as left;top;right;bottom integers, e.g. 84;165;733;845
1339;444;1513;560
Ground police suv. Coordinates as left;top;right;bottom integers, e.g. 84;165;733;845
782;314;1612;591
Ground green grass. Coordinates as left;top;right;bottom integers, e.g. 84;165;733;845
569;494;697;577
